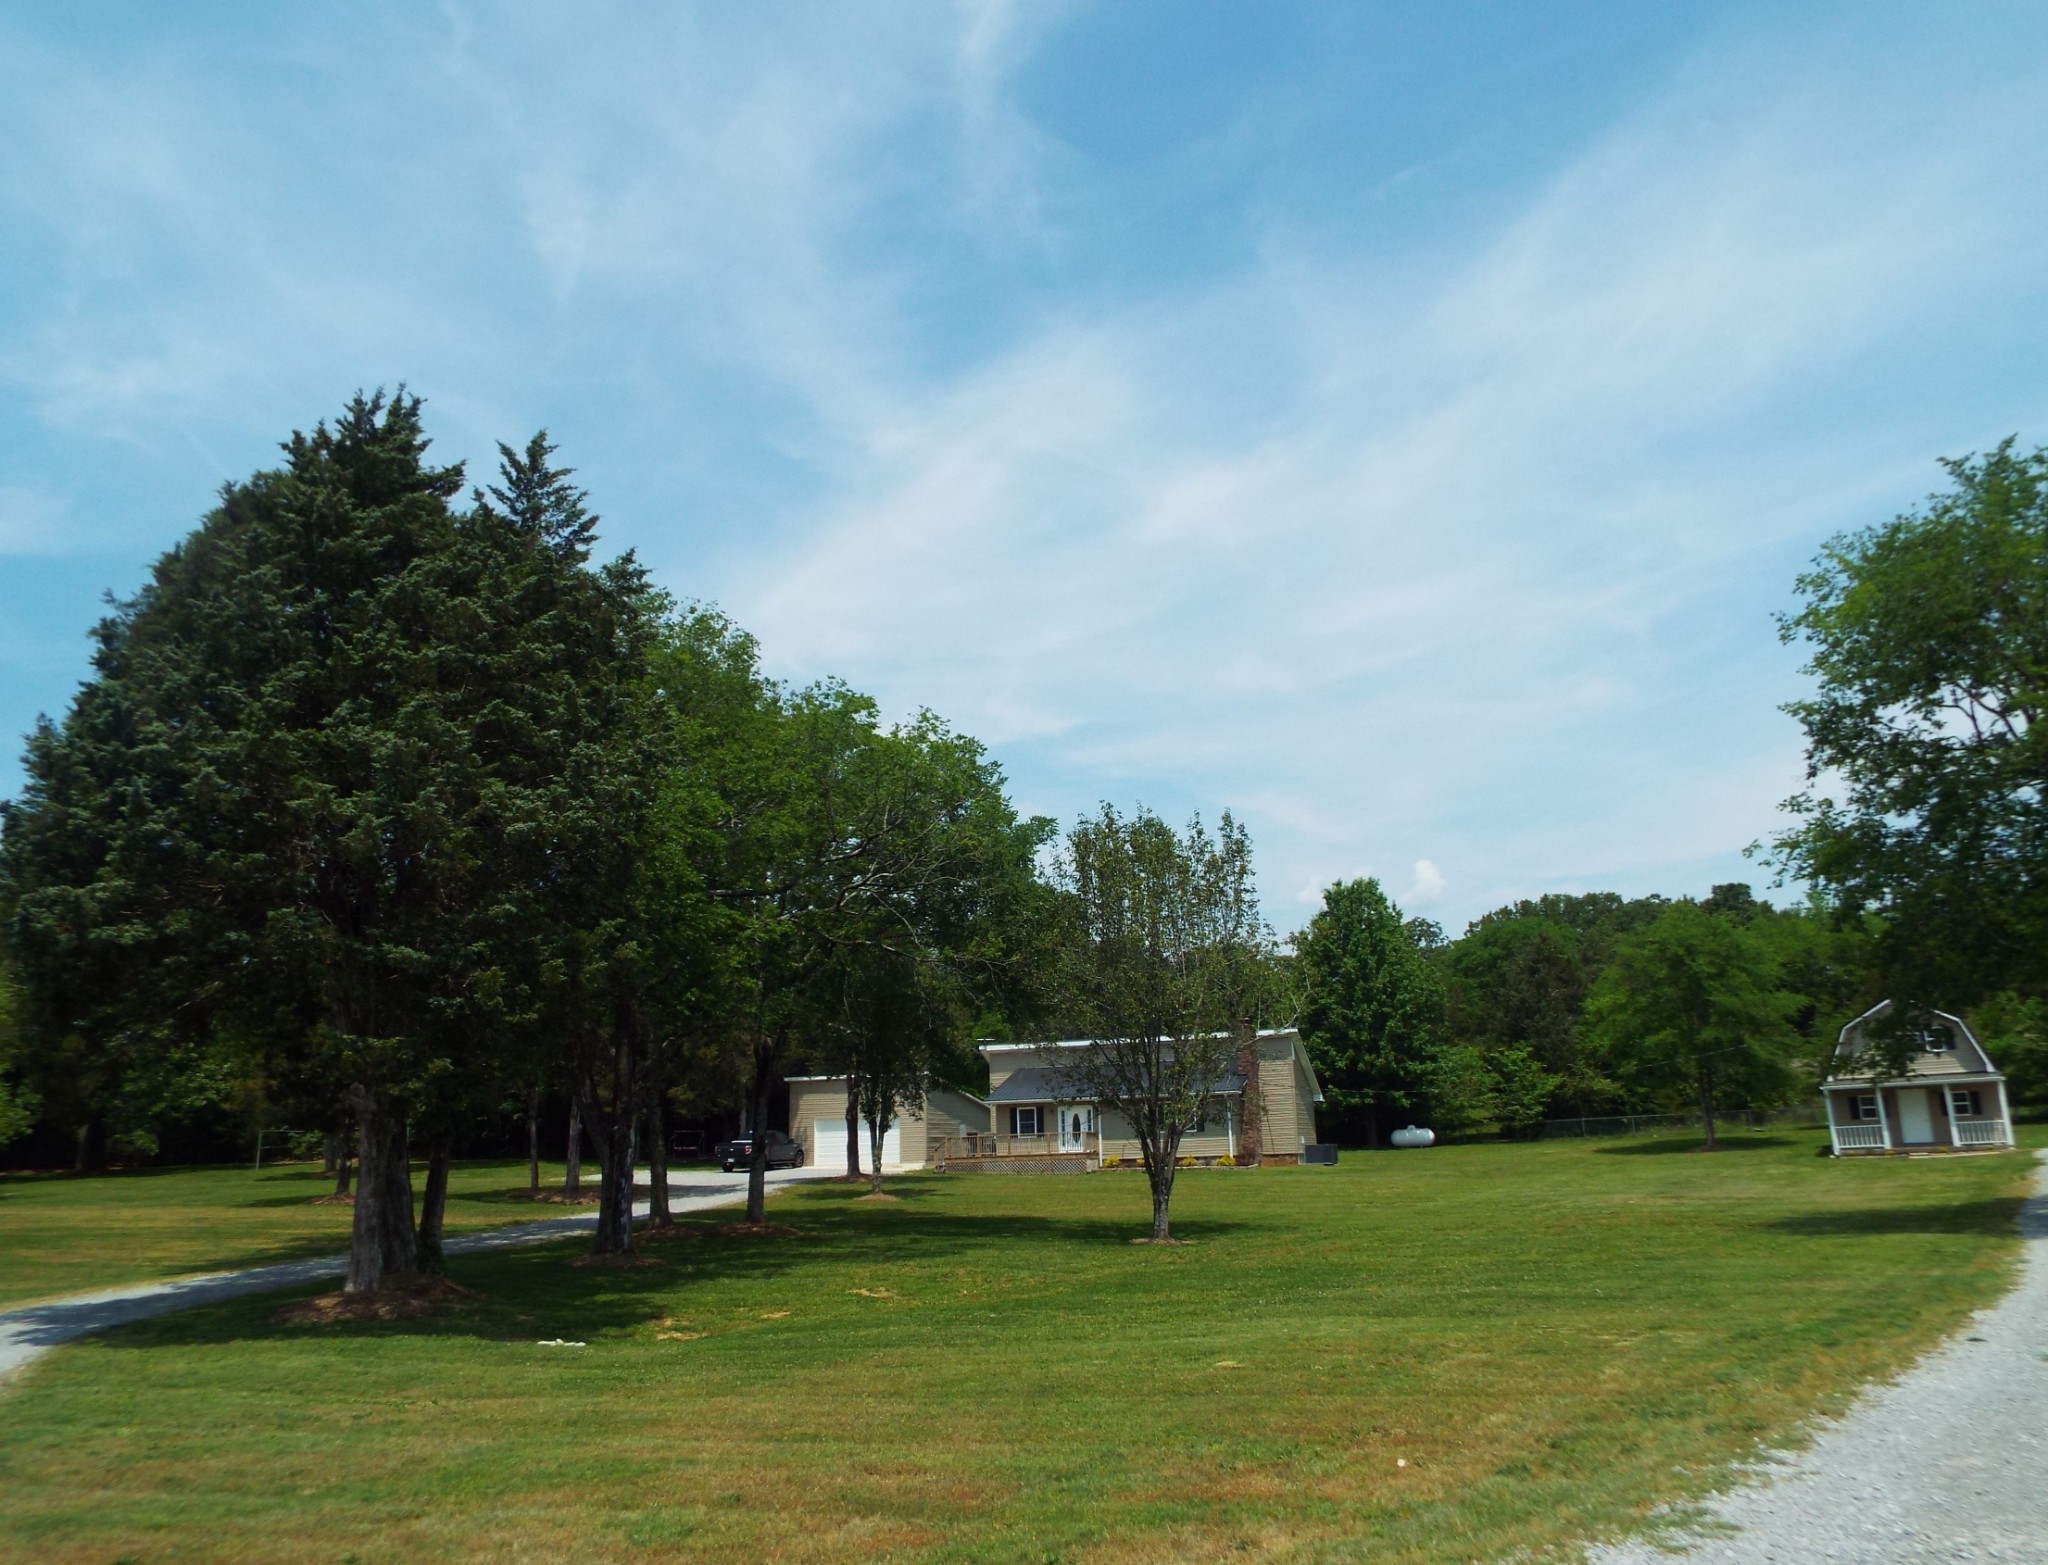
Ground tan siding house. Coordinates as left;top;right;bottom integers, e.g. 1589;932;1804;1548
965;1029;1324;1169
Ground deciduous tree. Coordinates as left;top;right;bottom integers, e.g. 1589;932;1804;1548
1583;902;1805;1148
1775;438;2048;1003
1051;807;1269;1241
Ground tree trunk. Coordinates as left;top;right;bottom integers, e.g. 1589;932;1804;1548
322;1131;340;1176
73;1121;89;1174
589;1022;641;1257
345;1086;416;1294
868;1111;886;1195
590;1113;636;1254
746;1035;776;1224
416;1142;451;1272
333;1145;352;1197
844;1076;861;1179
1698;1067;1719;1151
1235;1019;1263;1166
646;1093;673;1228
1146;1148;1178;1240
564;1100;582;1195
527;1085;542;1193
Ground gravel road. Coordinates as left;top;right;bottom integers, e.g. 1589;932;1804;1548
0;1164;835;1380
1592;1149;2048;1564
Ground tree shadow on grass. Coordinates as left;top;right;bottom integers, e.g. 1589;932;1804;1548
1595;1135;1804;1156
86;1196;1258;1355
1757;1198;2023;1238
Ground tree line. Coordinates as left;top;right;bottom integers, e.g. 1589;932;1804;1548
3;400;2045;1268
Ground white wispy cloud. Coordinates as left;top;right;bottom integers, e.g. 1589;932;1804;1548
6;5;2046;933
718;19;2048;928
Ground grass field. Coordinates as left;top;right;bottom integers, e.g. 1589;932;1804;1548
0;1128;2036;1564
0;1159;598;1309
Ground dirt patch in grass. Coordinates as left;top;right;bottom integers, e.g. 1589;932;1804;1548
1129;1236;1193;1246
853;1192;901;1203
308;1191;354;1206
273;1272;480;1326
522;1190;601;1206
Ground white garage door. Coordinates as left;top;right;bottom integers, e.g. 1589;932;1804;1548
813;1119;903;1169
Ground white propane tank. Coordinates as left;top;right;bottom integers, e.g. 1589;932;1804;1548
1390;1125;1435;1148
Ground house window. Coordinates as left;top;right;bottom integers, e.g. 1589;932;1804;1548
1010;1106;1041;1137
1949;1089;1983;1118
1851;1094;1879;1122
1914;1027;1954;1052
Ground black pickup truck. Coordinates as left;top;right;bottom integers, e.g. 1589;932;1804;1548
717;1131;805;1173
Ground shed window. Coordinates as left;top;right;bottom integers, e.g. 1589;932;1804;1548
1949;1089;1983;1118
1851;1094;1879;1122
1009;1106;1041;1137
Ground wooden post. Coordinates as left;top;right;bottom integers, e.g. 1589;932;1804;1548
1873;1085;1893;1151
1995;1077;2015;1147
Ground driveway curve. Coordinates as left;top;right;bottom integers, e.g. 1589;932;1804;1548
0;1165;835;1380
1594;1149;2048;1564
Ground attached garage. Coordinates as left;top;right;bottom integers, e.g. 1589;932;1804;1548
787;1076;990;1170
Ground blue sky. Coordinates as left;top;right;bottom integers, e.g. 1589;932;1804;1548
4;2;2046;934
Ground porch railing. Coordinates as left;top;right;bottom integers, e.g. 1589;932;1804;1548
1832;1123;1888;1151
1954;1119;2011;1148
937;1132;1099;1161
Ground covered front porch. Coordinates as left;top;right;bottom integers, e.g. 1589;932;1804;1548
1825;1076;2014;1154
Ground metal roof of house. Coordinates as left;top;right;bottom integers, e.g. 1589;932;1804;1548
978;1027;1323;1105
986;1066;1247;1103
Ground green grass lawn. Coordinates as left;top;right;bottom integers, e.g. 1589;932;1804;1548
0;1159;600;1309
0;1129;2035;1565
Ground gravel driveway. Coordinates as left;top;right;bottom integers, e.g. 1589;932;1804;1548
1593;1149;2048;1564
0;1164;835;1380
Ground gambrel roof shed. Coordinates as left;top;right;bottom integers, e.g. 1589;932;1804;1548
1822;1000;2014;1155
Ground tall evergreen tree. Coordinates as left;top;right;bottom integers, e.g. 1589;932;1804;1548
0;392;652;1291
1295;878;1445;1145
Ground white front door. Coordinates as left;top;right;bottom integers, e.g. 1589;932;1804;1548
1896;1089;1935;1145
1057;1106;1093;1152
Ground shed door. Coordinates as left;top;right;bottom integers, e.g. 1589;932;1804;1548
1896;1090;1934;1144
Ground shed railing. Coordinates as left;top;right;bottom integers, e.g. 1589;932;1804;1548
1831;1123;1888;1151
1953;1119;2012;1149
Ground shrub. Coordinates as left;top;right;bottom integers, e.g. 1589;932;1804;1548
1100;1155;1121;1169
1215;1153;1236;1167
1177;1154;1198;1168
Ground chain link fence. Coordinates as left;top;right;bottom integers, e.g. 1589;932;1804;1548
1532;1102;1825;1140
